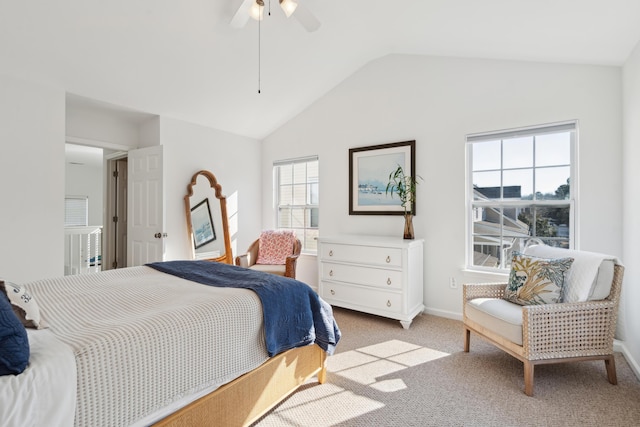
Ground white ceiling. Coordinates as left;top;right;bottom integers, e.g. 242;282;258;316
2;0;640;140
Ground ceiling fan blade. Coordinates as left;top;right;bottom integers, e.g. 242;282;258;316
293;2;321;32
230;0;253;29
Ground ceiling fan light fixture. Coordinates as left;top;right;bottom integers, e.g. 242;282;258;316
279;0;298;18
250;0;264;21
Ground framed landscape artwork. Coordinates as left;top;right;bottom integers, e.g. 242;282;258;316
349;140;416;215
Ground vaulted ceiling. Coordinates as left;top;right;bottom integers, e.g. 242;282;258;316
2;1;640;139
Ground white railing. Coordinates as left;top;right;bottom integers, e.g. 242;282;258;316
64;226;102;275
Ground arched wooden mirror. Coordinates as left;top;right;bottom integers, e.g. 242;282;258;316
184;170;233;264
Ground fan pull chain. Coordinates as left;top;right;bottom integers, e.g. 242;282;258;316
258;8;261;94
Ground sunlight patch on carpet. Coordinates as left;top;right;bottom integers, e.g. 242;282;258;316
328;339;450;388
333;359;407;385
257;340;451;426
389;346;450;367
261;385;385;427
358;339;422;358
369;378;407;392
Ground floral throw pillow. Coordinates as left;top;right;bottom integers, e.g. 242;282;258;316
504;252;574;306
255;230;296;265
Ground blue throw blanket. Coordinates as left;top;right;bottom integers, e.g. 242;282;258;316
146;260;341;357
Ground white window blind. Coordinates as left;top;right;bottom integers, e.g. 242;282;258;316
65;196;88;227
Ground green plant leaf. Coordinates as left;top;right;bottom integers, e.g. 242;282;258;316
385;164;421;213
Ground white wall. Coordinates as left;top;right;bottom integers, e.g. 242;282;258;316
66;97;264;266
262;54;623;320
622;41;640;376
159;117;262;262
0;73;263;283
66;97;150;147
0;74;66;283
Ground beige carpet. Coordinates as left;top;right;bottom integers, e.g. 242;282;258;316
254;307;640;427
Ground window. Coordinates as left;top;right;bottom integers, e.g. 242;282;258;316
65;196;88;227
466;122;576;271
274;156;319;253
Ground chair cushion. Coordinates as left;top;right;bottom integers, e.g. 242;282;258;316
504;252;574;306
256;230;296;265
466;298;523;346
524;245;619;303
249;264;287;276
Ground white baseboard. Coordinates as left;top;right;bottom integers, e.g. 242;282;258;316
615;340;640;381
423;307;462;321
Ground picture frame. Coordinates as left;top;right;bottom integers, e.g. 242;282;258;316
349;140;416;215
190;198;217;249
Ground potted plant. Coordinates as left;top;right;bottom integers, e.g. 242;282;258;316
386;165;421;239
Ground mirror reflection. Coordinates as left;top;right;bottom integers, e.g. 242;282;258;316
184;170;233;264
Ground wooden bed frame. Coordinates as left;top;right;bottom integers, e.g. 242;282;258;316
154;344;327;427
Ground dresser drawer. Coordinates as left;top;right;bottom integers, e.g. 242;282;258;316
320;243;402;268
321;262;402;290
321;281;402;314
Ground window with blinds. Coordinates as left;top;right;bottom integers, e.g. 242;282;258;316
65;196;89;227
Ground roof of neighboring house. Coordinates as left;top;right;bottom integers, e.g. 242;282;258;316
473;251;499;267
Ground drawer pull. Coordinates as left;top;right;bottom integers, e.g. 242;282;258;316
329;250;333;257
329;270;334;277
330;289;335;295
387;278;392;285
386;256;391;263
387;300;392;307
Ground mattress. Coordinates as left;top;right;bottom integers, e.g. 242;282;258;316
24;266;270;427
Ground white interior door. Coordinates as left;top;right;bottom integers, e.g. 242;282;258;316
127;145;164;266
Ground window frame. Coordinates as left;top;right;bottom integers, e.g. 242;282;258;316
465;121;578;273
273;155;319;254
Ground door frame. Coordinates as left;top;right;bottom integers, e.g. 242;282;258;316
104;151;129;270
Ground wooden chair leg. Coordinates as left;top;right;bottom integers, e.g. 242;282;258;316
463;327;471;352
605;355;618;385
523;361;534;396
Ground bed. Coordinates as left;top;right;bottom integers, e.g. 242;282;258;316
0;261;340;427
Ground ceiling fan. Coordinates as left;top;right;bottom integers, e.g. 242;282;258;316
230;0;321;32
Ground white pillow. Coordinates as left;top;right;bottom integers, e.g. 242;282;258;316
0;281;45;329
523;245;619;303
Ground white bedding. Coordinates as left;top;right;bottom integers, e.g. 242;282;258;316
21;266;270;427
0;329;77;427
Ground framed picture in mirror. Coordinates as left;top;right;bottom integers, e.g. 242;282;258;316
191;198;217;249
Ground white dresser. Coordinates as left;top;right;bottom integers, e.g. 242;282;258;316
318;235;424;329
